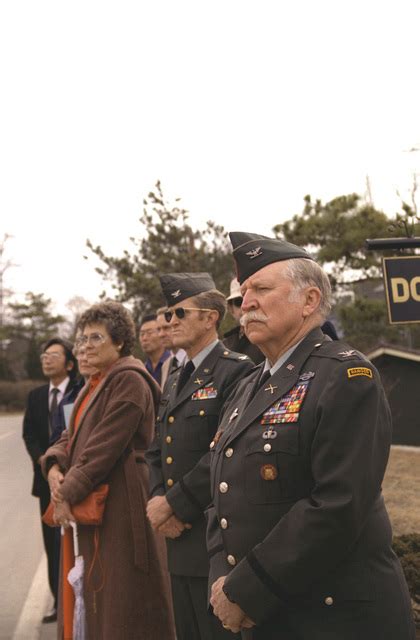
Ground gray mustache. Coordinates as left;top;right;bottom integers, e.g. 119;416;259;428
240;311;268;327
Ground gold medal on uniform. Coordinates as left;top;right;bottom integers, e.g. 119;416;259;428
260;464;278;481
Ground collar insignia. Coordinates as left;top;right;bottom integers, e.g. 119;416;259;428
264;383;278;395
338;350;356;357
229;408;239;422
246;246;263;259
286;363;295;371
171;289;182;298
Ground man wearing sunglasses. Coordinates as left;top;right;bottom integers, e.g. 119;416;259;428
223;277;265;365
146;272;254;640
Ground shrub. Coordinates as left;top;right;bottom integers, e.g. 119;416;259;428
0;380;44;412
393;533;420;626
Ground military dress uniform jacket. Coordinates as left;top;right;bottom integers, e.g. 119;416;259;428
207;327;414;640
223;326;265;365
146;340;254;577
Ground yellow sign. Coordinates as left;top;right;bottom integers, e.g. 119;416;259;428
383;256;420;324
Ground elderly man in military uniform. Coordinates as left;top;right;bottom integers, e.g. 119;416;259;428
146;272;254;640
207;233;415;640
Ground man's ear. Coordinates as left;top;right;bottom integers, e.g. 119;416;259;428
206;309;219;328
302;287;321;317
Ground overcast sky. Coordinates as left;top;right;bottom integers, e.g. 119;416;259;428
1;0;419;317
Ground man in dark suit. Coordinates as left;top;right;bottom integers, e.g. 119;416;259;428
146;273;254;640
208;232;415;639
22;338;77;623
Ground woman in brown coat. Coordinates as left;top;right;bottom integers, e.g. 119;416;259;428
42;301;175;639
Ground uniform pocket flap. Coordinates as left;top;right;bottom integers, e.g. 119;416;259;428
245;427;299;455
185;399;220;417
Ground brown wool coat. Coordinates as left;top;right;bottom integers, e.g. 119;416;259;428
42;356;175;640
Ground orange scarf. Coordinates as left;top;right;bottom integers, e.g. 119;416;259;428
63;372;104;639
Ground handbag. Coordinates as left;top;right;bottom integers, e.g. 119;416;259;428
42;483;109;527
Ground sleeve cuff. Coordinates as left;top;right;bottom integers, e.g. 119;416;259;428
59;466;93;505
224;551;286;625
166;479;203;522
150;485;166;498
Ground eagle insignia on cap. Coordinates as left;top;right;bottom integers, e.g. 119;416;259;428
171;289;182;298
246;246;263;259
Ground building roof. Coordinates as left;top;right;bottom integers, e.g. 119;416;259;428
367;344;420;363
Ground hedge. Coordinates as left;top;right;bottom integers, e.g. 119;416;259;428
0;380;44;412
393;533;420;627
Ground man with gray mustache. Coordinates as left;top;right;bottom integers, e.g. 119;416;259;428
207;231;414;639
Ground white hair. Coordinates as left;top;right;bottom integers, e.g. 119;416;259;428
283;258;332;320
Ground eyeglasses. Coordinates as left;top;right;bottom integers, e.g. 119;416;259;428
164;307;213;322
139;329;158;338
229;297;243;308
75;333;106;348
40;352;62;362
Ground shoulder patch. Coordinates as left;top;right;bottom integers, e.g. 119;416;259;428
347;367;373;379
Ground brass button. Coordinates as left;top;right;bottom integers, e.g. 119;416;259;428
166;456;173;464
219;482;229;494
225;448;234;458
199;410;205;416
167;478;174;487
223;350;229;356
324;596;333;606
263;443;272;453
220;518;228;529
166;435;172;444
227;554;236;566
209;441;215;449
168;416;175;423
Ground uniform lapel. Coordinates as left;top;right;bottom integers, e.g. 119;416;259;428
168;341;224;412
220;327;327;447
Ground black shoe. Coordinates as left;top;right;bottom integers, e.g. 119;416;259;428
42;608;57;623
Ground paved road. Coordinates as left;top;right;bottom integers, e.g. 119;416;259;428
0;413;53;639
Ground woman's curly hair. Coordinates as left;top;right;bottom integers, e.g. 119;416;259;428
78;301;136;357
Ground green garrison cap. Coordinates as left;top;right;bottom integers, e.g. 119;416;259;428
160;272;216;306
229;231;313;284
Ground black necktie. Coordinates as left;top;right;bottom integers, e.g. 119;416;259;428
177;361;195;395
256;369;271;391
49;387;59;434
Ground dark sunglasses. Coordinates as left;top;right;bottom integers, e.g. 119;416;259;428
229;297;243;308
164;307;213;322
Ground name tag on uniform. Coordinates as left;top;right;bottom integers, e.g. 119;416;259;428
261;379;311;425
191;385;218;400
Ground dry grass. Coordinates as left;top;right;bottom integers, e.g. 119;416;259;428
382;447;420;536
